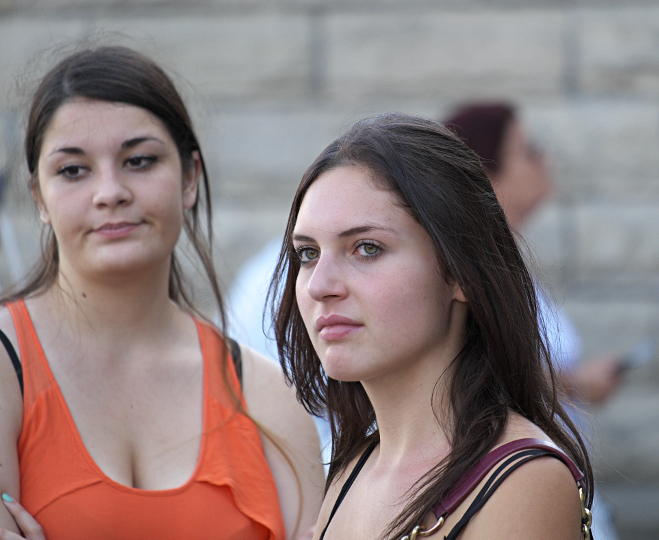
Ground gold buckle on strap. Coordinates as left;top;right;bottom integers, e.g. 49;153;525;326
579;487;592;540
401;516;445;540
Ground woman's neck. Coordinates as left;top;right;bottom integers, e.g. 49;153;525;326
361;301;467;470
41;260;179;342
363;363;452;470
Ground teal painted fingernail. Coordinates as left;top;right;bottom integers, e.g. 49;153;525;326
2;493;13;503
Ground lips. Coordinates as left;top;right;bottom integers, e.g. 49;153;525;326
92;221;141;239
316;315;363;341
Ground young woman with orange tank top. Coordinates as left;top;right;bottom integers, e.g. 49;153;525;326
0;46;323;540
270;114;595;540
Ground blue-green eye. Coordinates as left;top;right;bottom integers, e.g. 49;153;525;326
296;246;319;264
356;242;382;258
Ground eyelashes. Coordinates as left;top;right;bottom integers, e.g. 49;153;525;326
54;155;158;180
355;241;382;258
125;155;157;170
294;241;383;265
56;164;87;179
294;246;319;264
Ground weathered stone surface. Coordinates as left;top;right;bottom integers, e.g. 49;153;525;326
324;10;566;101
83;14;312;101
7;0;656;13
200;107;344;201
201;103;439;201
595;385;659;481
572;205;659;274
525;101;659;202
0;17;86;108
579;7;659;96
212;204;289;282
11;0;177;9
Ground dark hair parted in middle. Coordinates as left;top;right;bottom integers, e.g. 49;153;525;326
271;113;592;539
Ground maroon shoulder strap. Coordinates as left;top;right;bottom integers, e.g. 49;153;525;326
433;438;585;519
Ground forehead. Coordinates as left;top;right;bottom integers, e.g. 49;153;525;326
295;166;411;234
41;99;171;151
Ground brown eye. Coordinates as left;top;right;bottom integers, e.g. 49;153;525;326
58;165;87;179
126;156;156;169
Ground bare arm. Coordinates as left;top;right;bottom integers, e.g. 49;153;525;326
241;346;324;540
0;308;25;534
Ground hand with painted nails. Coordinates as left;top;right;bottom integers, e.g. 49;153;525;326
0;494;45;540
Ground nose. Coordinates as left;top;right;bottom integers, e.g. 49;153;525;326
306;252;349;302
92;165;133;208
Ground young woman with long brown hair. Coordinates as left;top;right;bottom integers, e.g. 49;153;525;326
272;113;594;540
0;46;322;540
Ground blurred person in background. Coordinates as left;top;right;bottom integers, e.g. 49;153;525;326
444;102;622;540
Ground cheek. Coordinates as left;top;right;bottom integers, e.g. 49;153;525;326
373;268;452;340
295;273;313;327
40;190;85;234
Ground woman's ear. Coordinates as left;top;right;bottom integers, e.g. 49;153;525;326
452;281;467;303
182;151;202;210
32;185;50;225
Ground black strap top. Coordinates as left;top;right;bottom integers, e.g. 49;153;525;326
318;440;589;540
319;441;377;540
0;327;22;396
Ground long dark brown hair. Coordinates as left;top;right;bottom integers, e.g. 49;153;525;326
2;46;225;332
271;113;592;539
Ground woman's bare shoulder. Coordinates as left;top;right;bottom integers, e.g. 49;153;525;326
239;345;319;448
0;304;23;532
239;345;324;540
461;452;582;540
498;411;550;444
459;413;582;540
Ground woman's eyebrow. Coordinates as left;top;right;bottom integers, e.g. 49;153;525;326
338;224;395;238
122;136;166;149
47;136;165;157
49;146;84;156
293;233;315;243
293;224;396;243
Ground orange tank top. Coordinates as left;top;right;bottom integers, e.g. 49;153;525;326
8;299;286;540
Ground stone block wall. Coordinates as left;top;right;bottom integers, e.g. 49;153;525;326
2;1;659;536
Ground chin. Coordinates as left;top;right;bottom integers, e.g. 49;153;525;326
87;252;168;278
321;355;370;383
